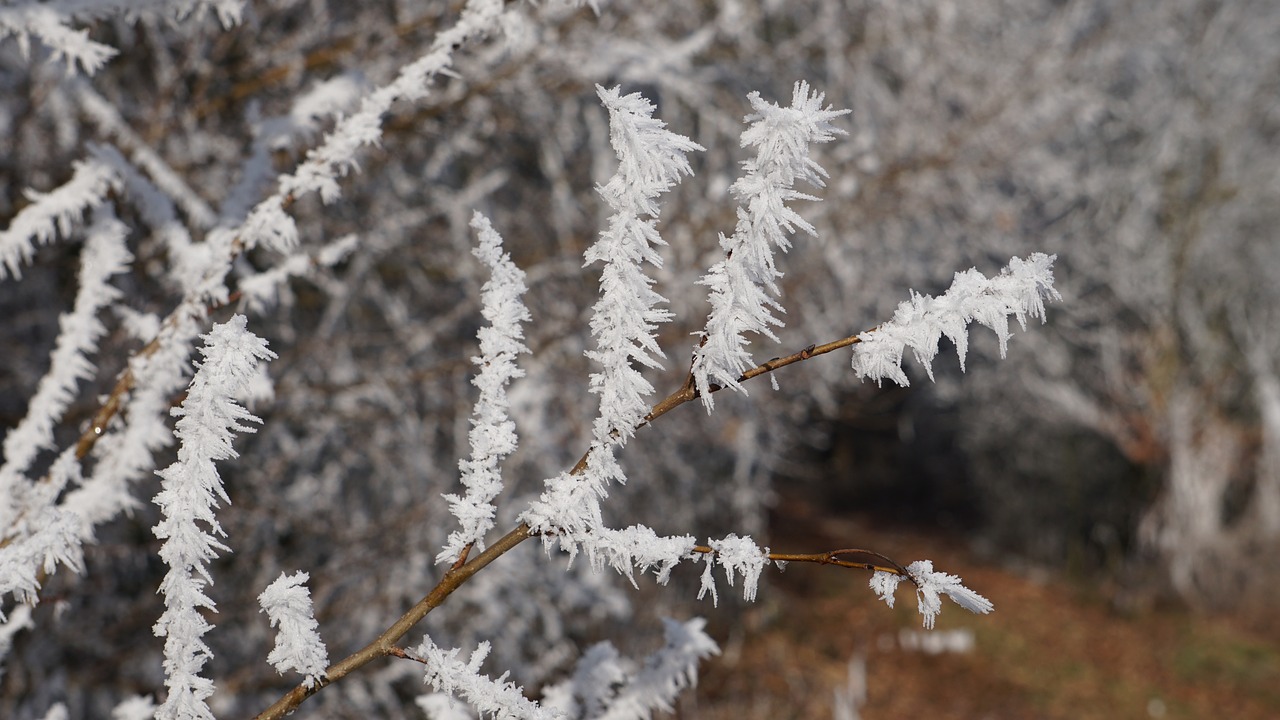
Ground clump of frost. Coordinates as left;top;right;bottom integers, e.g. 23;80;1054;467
258;571;329;689
870;560;994;629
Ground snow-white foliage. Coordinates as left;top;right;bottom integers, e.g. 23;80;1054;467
521;444;619;552
0;159;118;280
0;213;130;608
241;0;507;253
152;314;275;720
258;570;329;689
691;82;849;409
869;561;994;629
0;209;131;489
73;84;218;231
0;5;117;75
585;85;702;445
524;454;714;597
0;513;82;608
237;234;359;314
0;2;245;76
579;524;696;588
438;213;531;564
868;570;902;609
416;638;560;720
542;618;718;720
62;308;204;534
851;253;1061;387
526;490;771;609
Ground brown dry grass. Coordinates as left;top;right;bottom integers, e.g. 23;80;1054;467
685;492;1280;720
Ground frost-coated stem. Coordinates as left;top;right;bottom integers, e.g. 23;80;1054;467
153;315;275;720
691;82;849;409
585;84;702;446
437;213;530;565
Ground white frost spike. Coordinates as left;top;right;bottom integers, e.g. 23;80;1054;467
0;159;118;280
586;85;702;446
258;571;329;689
692;81;849;410
852;252;1060;387
152;315;276;720
869;570;904;609
415;638;559;720
438;213;530;565
905;560;994;629
0;5;118;75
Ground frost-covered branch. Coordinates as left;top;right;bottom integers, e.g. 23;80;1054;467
0;449;85;607
152;315;275;720
691;81;849;409
851;252;1061;387
0;211;131;608
57;0;509;527
0;5;117;76
0;209;131;497
437;213;531;565
254;79;1058;719
522;85;701;566
0;159;118;280
241;0;508;254
542;618;719;720
412;639;559;720
62;305;205;532
585;84;701;445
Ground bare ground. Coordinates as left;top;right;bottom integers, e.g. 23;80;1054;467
687;491;1280;720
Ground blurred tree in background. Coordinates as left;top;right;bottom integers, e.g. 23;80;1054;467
0;0;1276;717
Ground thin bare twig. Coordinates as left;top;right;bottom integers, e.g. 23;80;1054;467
691;545;916;582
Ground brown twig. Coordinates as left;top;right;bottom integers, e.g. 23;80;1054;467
692;545;916;582
569;327;872;475
642;328;873;428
